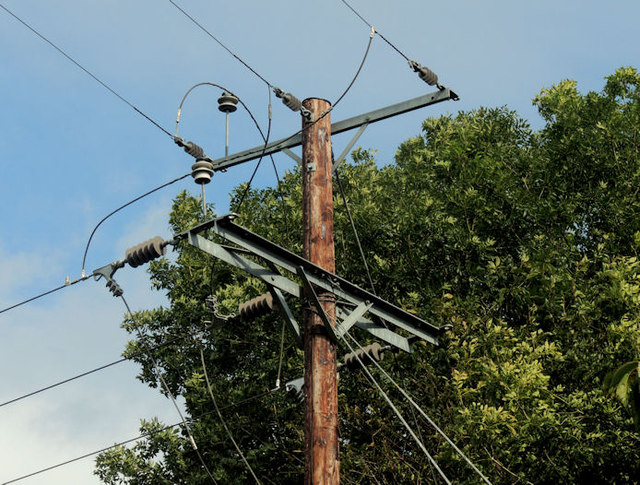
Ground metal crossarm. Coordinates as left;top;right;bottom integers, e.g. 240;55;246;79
207;87;458;173
177;214;449;351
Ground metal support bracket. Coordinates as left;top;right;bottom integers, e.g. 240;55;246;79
92;260;125;297
297;266;337;343
269;286;302;348
177;214;448;352
333;121;369;174
335;301;372;338
282;148;302;164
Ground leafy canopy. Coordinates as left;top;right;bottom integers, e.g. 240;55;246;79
96;68;640;484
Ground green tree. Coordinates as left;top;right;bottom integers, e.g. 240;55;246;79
96;68;640;484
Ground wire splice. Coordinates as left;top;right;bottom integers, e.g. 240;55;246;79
125;236;167;268
408;60;440;87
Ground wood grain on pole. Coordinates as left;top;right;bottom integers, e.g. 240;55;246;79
302;98;339;485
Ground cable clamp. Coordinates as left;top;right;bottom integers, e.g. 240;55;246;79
92;261;125;297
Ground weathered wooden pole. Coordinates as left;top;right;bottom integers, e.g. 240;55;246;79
301;98;339;484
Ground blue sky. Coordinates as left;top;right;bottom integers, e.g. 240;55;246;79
0;1;638;483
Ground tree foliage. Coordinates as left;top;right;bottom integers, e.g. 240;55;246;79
95;68;640;484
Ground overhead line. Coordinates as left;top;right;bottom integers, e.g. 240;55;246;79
339;0;411;62
0;275;90;316
1;388;278;484
0;358;126;408
0;3;174;139
167;0;274;88
81;172;191;273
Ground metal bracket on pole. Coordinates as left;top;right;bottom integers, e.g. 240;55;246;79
269;286;302;348
335;301;372;338
297;266;337;343
207;88;458;173
177;214;448;352
282;148;302;164
333;122;369;174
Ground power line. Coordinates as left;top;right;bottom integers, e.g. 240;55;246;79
167;0;274;88
81;172;191;274
0;275;90;316
339;0;411;62
339;331;452;484
119;294;218;484
346;332;493;485
0;3;174;139
0;358;126;409
1;388;279;485
0;330;194;409
199;347;262;485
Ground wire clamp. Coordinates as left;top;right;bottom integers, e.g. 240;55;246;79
92;261;125;297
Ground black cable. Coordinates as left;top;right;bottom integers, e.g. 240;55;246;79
167;0;274;88
0;331;193;409
0;358;126;409
81;172;191;273
232;87;273;212
0;275;90;316
0;3;174;139
334;169;376;295
339;0;411;62
0;388;279;485
119;294;218;484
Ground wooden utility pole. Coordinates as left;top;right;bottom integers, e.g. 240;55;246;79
301;98;339;484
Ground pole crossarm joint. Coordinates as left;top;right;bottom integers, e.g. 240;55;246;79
176;214;449;352
206;87;458;173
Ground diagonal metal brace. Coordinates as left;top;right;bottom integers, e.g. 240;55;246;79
297;266;337;343
335;301;372;338
269;286;302;348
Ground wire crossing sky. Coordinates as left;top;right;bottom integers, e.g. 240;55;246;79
1;0;638;483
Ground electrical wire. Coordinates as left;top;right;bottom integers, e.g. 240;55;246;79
345;331;493;485
0;358;125;409
199;347;262;485
119;294;218;485
0;3;174;139
167;0;274;88
81;172;191;274
174;82;274;215
231;87;273;212
0;330;197;409
341;332;451;485
338;331;452;484
248;25;375;162
339;0;411;62
334;168;376;295
1;388;280;485
0;275;90;316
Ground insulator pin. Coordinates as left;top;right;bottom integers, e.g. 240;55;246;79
342;343;385;370
218;92;239;113
237;292;274;321
408;60;438;86
125;236;166;268
192;160;214;185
